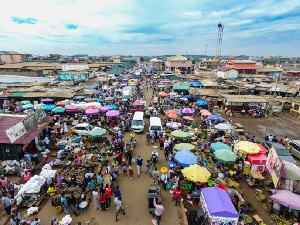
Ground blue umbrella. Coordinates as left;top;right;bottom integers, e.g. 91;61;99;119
174;150;197;167
95;98;102;102
207;115;225;122
41;104;55;111
196;100;207;106
106;105;118;110
21;104;34;109
183;95;191;99
163;98;171;102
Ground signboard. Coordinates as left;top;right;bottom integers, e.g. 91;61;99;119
12;122;26;140
23;109;46;131
5;127;17;143
266;147;284;188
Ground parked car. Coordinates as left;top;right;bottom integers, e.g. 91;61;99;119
289;140;300;159
71;123;95;136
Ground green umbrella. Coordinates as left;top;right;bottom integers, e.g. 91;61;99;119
171;130;189;139
88;128;107;138
52;107;66;113
174;143;195;152
214;149;237;164
21;100;32;105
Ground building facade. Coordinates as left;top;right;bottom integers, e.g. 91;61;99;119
165;55;192;72
216;67;238;79
225;60;256;74
0;51;22;64
256;68;283;76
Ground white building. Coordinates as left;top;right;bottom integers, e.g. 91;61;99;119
216;67;238;79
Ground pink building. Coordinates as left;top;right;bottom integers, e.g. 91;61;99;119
165;55;192;73
225;60;256;74
0;51;22;64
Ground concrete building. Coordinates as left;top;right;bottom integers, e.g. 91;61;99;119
225;60;256;74
287;71;300;77
0;51;22;64
200;59;219;70
18;52;32;62
113;55;121;63
216;67;238;79
256;68;283;76
165;55;192;72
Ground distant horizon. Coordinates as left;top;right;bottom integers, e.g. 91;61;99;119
1;0;299;57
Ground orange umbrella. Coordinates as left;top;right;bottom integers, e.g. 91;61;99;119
257;144;268;154
167;110;177;115
159;92;168;97
183;116;194;121
168;113;178;119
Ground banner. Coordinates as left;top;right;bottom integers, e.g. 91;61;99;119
12;122;26;140
23;109;46;131
5;127;17;143
266;147;283;188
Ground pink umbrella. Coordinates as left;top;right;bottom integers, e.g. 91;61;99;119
183;116;194;121
85;108;100;115
65;105;79;110
182;108;193;114
99;106;112;112
106;110;120;118
202;111;212;116
200;109;209;113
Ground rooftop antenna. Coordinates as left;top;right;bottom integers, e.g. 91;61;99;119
216;21;224;58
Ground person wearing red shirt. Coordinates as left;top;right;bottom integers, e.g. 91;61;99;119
173;187;182;207
99;192;106;212
159;136;163;150
105;184;112;208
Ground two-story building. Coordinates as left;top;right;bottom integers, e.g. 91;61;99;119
225;60;256;74
165;55;192;73
200;59;219;70
256;68;283;76
0;51;22;64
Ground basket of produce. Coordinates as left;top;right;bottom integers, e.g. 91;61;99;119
246;202;254;212
54;206;62;215
244;214;252;224
263;203;270;212
255;189;265;202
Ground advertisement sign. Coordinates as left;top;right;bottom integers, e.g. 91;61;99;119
12;122;26;140
251;164;266;172
5;127;16;143
23;114;37;131
266;147;283;188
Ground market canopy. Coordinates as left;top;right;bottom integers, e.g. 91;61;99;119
65;105;79;110
207;115;225;122
257;144;268;154
270;190;300;210
235;141;260;154
40;104;55;111
201;187;239;218
248;154;267;164
182;164;211;182
214;149;237;164
52;107;66;113
85;108;100;115
182;108;193;114
282;160;300;180
106;110;120;118
174;150;197;167
196;100;207;106
41;98;54;102
105;105;118;110
174;143;195;152
210;142;232;152
88;128;107;138
173;85;189;91
158;92;168;97
171;130;190;139
21;100;32;105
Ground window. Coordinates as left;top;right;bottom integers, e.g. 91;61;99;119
182;62;186;64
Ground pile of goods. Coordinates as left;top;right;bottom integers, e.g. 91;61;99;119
271;214;295;225
246;178;254;188
1;160;20;173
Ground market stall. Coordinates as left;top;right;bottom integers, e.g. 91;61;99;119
201;187;239;225
247;153;267;173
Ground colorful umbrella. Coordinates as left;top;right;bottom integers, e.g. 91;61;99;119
65;105;79;110
183;95;191;99
196;100;207;106
210;142;232;152
182;164;211;182
159;92;168;97
174;143;195;152
171;130;189;139
106;110;120;118
174;150;197;167
168;113;178;119
270;190;300;210
183;116;194;121
180;98;189;102
235;141;260;154
207;115;225;122
257;144;268;154
166;122;182;129
41;98;54;102
201;111;212;116
282;161;300;180
95;98;102;102
21;104;34;109
214;149;237;164
84;98;97;102
52;107;66;113
85;108;100;115
41;104;55;111
163;98;171;102
85;105;99;111
88;128;107;138
182;108;193;114
105;105;118;110
21;100;31;105
100;106;112;112
200;109;209;113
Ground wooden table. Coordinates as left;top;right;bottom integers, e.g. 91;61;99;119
235;129;245;134
235;123;244;128
250;171;265;186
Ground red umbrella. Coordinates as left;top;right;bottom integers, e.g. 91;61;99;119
218;183;227;191
257;144;268;154
159;92;168;97
168;113;178;119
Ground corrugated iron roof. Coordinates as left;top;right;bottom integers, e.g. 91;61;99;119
10;92;28;97
0;115;25;144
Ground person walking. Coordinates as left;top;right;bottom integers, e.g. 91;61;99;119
70;193;79;216
61;193;69;215
128;162;134;180
136;156;144;177
152;167;159;184
153;198;164;225
2;193;11;215
114;196;125;222
173;187;182;207
146;160;152;177
92;189;101;210
99;192;106;212
105;184;112;208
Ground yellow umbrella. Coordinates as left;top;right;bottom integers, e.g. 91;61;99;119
181;164;211;182
235;141;260;154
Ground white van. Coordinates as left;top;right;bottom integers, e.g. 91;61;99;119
290;140;300;159
131;112;145;133
71;123;95;136
149;117;162;133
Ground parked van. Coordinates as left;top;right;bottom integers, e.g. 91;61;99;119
290;140;300;159
122;89;132;102
131;112;145;133
149;117;162;133
71;123;95;136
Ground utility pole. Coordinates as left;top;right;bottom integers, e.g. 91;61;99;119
269;73;280;116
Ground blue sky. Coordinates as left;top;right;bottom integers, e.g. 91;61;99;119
0;0;299;56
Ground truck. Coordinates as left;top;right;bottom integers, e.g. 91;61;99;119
122;89;132;102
